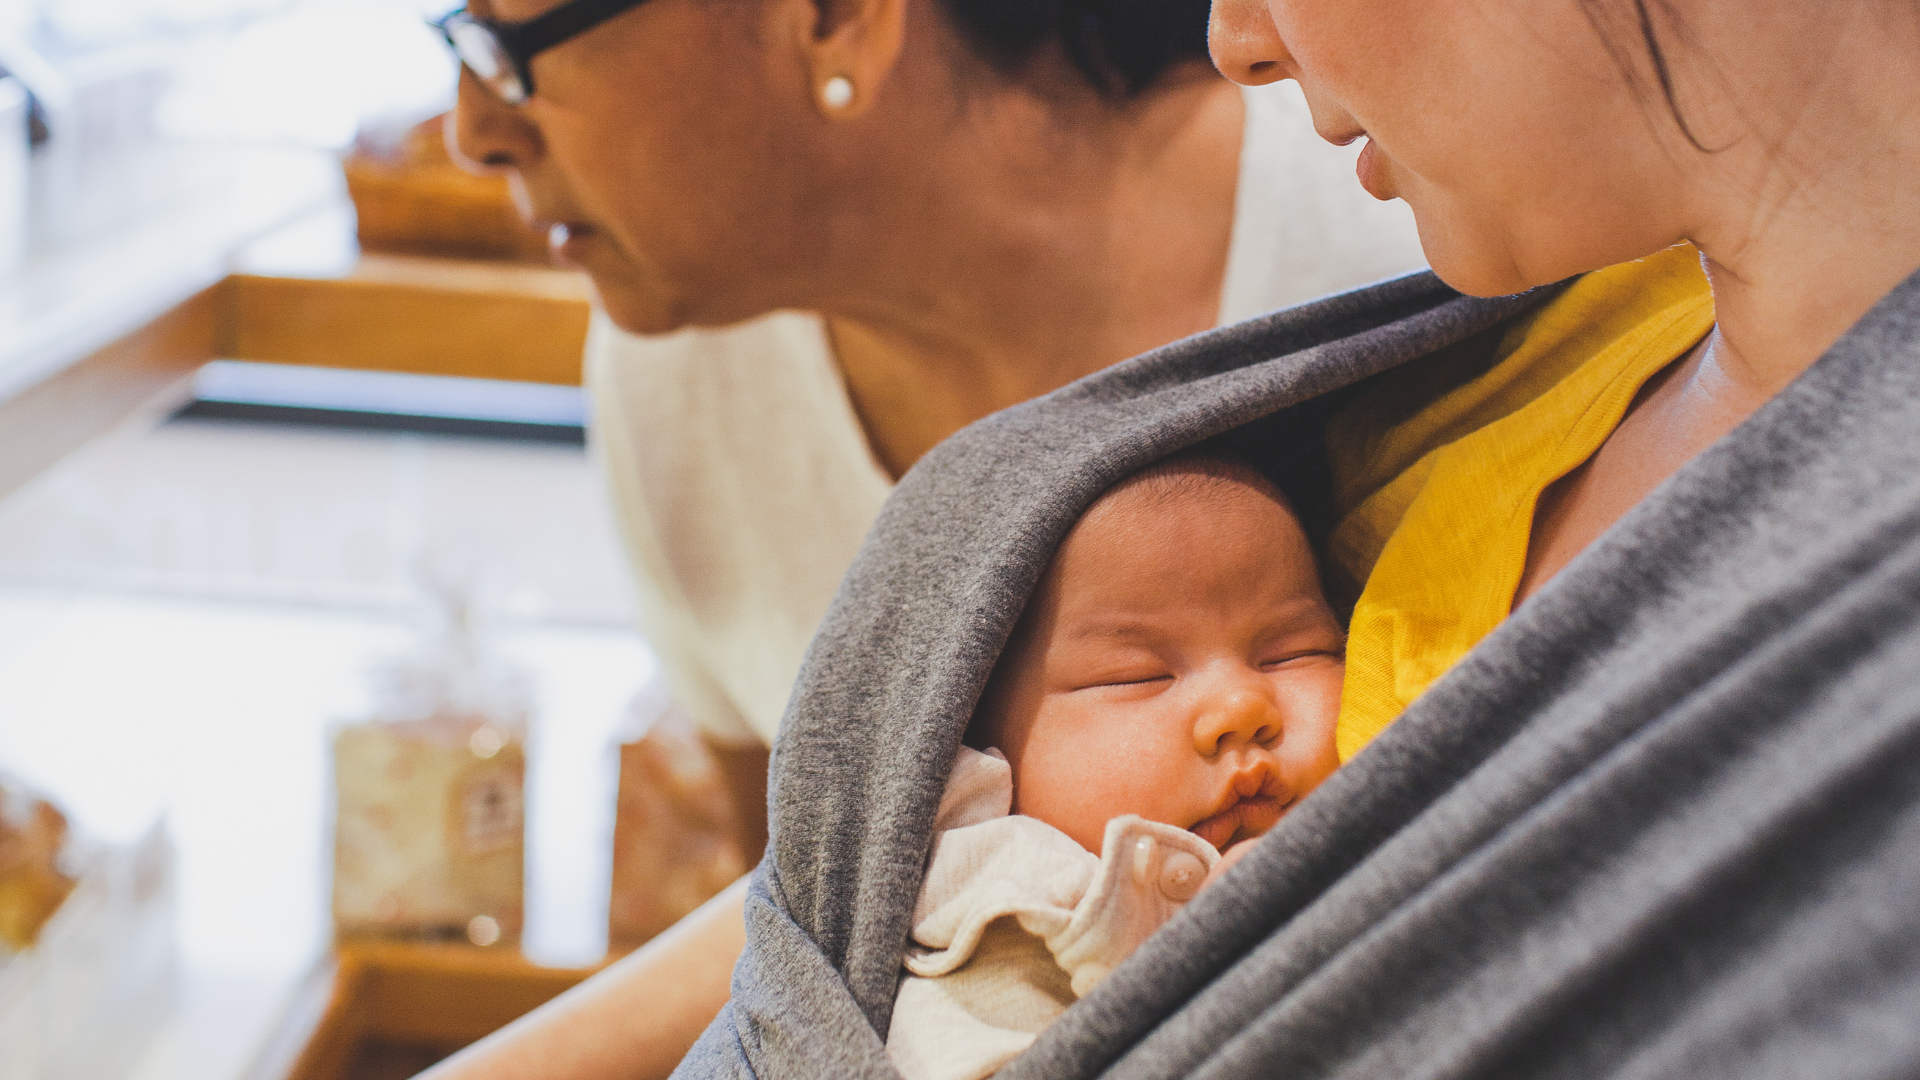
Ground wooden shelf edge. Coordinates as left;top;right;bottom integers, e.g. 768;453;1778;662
221;267;592;387
0;285;220;505
0;251;597;508
242;943;605;1080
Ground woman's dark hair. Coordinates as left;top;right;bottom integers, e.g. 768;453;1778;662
1577;0;1720;152
939;0;1213;98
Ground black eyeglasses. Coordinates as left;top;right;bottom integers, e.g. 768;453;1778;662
433;0;655;105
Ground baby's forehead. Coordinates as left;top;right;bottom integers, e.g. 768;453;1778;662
1032;460;1313;600
1077;455;1294;530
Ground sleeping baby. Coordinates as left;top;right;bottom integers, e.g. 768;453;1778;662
886;452;1347;1080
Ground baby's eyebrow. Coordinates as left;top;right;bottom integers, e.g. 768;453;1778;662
1057;617;1166;645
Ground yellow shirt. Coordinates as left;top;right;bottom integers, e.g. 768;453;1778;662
1328;245;1716;761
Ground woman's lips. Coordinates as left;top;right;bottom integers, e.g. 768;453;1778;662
1355;137;1394;201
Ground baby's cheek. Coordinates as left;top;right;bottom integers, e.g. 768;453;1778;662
1283;664;1345;793
1015;740;1180;854
1009;746;1113;852
1290;663;1344;738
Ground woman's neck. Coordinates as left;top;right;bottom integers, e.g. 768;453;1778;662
1516;6;1920;606
1684;6;1920;406
820;68;1244;480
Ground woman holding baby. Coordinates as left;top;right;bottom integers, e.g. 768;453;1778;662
433;0;1920;1074
700;0;1920;1074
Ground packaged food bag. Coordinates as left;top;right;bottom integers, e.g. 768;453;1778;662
0;779;77;952
332;577;530;946
607;688;755;950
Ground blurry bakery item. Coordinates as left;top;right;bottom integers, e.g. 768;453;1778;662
608;698;755;951
333;715;525;945
0;780;77;951
332;570;530;946
345;114;551;263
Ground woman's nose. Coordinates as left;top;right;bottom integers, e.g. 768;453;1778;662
1191;679;1284;757
447;68;545;175
1208;0;1294;87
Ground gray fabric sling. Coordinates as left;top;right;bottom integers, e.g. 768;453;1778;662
675;265;1920;1079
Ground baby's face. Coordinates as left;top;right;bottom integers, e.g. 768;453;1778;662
979;473;1345;854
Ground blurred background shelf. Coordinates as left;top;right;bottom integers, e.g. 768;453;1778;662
0;147;339;504
0;123;623;1080
0;148;345;403
0;201;594;505
224;254;592;387
0;12;623;1072
248;942;603;1080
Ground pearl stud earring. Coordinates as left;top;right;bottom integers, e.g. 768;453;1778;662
820;75;854;111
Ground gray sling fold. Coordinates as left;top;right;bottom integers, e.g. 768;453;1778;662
676;266;1920;1079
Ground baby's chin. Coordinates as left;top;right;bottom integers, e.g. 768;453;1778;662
1188;794;1291;852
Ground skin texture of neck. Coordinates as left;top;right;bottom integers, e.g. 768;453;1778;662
1681;4;1920;403
1511;2;1920;602
822;66;1243;478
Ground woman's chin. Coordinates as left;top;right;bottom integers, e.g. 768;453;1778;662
1397;197;1553;298
591;262;775;338
1427;258;1540;299
1419;227;1559;299
1416;206;1679;299
592;280;699;338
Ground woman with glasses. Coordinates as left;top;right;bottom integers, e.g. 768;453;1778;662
424;1;1421;1077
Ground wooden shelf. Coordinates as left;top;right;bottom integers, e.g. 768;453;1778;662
248;942;604;1080
0;285;221;501
223;255;594;387
0;250;593;505
343;113;551;264
0;128;602;507
0;148;341;406
0;149;341;505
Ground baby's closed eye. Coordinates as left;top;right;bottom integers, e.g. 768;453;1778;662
1257;648;1344;671
1069;667;1174;692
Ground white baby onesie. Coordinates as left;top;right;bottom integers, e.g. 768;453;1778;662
886;747;1219;1080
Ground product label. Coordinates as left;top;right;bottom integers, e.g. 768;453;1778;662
461;769;523;854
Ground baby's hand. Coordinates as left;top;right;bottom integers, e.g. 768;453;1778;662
1203;837;1261;891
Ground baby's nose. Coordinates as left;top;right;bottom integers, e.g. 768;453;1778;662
1191;684;1282;757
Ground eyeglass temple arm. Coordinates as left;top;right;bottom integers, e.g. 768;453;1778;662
494;0;652;56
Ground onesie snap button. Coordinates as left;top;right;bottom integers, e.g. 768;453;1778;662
1159;851;1206;902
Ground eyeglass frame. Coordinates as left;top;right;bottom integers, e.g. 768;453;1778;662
432;0;655;105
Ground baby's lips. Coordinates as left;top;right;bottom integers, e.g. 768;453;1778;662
1189;808;1236;850
1232;796;1289;840
1190;795;1290;852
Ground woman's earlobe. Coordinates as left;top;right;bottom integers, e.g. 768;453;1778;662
819;75;855;112
789;0;905;119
